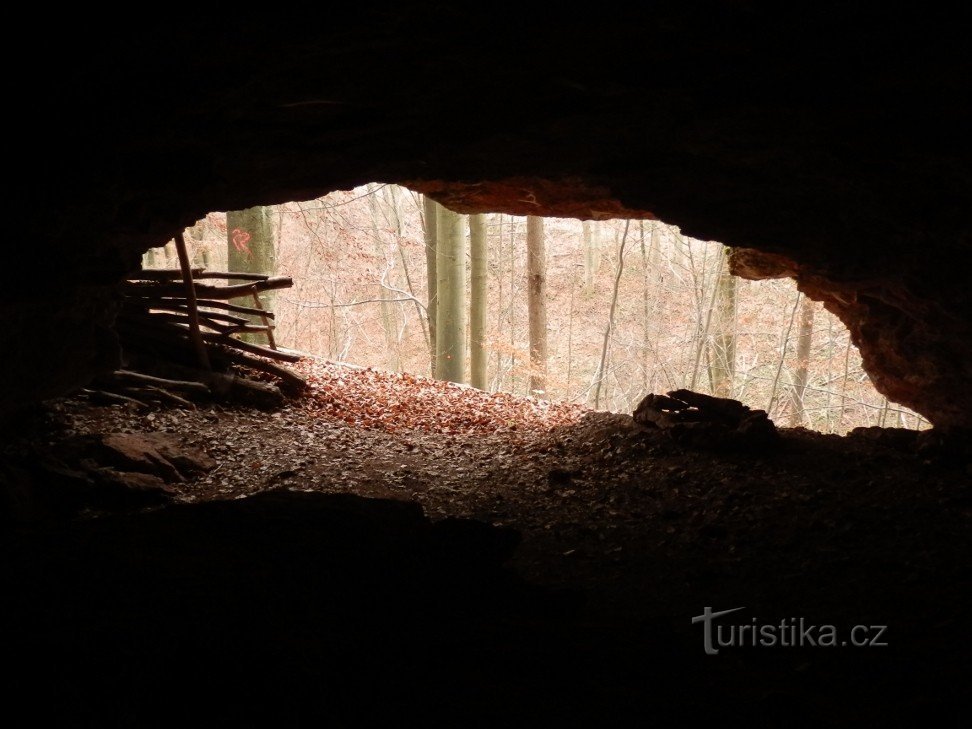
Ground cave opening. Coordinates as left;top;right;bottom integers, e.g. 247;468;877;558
139;184;928;435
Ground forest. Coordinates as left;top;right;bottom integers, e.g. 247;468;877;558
143;184;927;433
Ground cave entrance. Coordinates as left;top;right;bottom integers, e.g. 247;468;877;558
140;184;927;434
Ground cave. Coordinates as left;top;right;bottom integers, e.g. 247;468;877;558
2;7;969;726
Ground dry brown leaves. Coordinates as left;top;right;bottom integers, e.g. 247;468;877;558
293;359;587;435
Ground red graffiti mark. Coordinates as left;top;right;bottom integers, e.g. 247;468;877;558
231;228;252;259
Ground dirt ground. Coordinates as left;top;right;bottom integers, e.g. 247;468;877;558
2;360;969;726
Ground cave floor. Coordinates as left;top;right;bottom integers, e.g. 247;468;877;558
2;363;969;726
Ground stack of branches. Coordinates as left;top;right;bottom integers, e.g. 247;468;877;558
633;388;778;450
92;268;306;410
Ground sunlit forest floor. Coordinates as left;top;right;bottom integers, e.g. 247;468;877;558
4;358;965;724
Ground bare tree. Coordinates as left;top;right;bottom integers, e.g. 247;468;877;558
788;296;816;426
526;216;548;397
366;185;402;371
593;220;630;409
709;245;737;397
422;196;438;376
582;220;600;291
435;205;466;383
469;213;488;390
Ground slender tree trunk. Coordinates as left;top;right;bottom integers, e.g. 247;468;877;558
788;296;816;426
493;214;504;391
143;247;160;269
367;186;401;371
469;213;488;390
768;290;803;416
835;331;852;432
690;248;723;390
226;206;276;344
709;245;737;397
422;196;438;376
593;220;630;409
395;232;429;358
582;220;599;291
187;219;210;268
639;222;650;394
435;206;466;383
526;216;548;398
509;216;517;393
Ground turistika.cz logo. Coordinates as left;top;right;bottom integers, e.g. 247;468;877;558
691;607;888;655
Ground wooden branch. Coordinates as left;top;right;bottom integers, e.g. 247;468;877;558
120;316;288;361
195;299;275;320
126;309;266;336
128;268;203;281
125;310;228;333
120;385;196;409
83;388;151;408
194;271;270;281
200;332;301;362
250;292;277;350
222;324;276;335
123;296;275;320
109;369;210;395
123;300;250;327
173;231;210;370
122;277;293;300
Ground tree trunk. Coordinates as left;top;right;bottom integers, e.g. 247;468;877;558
368;185;401;371
435;206;466;383
422;196;438;376
226;206;276;344
593;221;630;409
142;247;160;269
187;219;211;268
768;290;803;416
789;296;816;426
582;220;600;291
469;213;488;390
709;245;737;397
526;216;548;398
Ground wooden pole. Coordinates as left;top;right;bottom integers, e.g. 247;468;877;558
173;231;211;370
251;292;277;350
